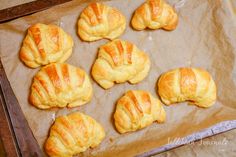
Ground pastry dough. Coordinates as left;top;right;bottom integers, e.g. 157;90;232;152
30;63;92;109
20;23;74;68
157;67;217;108
45;112;105;157
114;90;166;133
131;0;178;31
91;39;150;89
78;3;126;41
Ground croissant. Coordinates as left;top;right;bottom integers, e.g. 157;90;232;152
157;68;217;108
131;0;178;31
20;23;74;68
91;39;150;89
29;63;92;109
44;112;105;157
78;3;126;41
114;90;166;133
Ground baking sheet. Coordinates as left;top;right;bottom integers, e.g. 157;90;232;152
0;0;236;156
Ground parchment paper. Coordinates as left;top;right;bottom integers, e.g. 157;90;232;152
0;0;236;156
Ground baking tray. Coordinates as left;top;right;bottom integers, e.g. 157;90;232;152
0;0;235;156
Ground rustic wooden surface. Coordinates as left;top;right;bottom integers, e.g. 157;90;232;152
0;0;34;10
0;90;18;157
0;0;235;157
0;59;43;157
0;0;72;23
137;120;236;157
154;129;236;157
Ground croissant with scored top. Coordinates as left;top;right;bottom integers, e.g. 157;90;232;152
45;112;105;157
91;39;150;89
30;63;92;109
114;90;166;133
157;67;217;108
78;3;126;41
131;0;178;31
20;23;74;68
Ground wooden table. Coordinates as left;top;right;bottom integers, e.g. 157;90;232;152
0;1;235;157
155;129;236;157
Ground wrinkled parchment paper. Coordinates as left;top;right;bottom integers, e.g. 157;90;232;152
0;0;236;156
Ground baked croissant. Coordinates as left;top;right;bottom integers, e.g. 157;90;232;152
20;23;74;68
78;3;126;41
91;39;150;89
131;0;178;31
157;68;217;108
45;112;105;157
114;90;166;133
30;63;92;109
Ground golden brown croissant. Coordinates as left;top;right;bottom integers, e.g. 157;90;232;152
114;90;166;133
30;63;92;109
131;0;178;31
20;23;74;68
157;68;217;108
91;39;150;89
45;112;105;157
78;3;126;41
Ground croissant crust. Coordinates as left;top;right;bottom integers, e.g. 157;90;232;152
131;0;178;31
45;112;105;157
20;23;74;68
78;3;126;41
91;39;150;89
30;63;92;109
157;67;217;107
114;90;166;133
